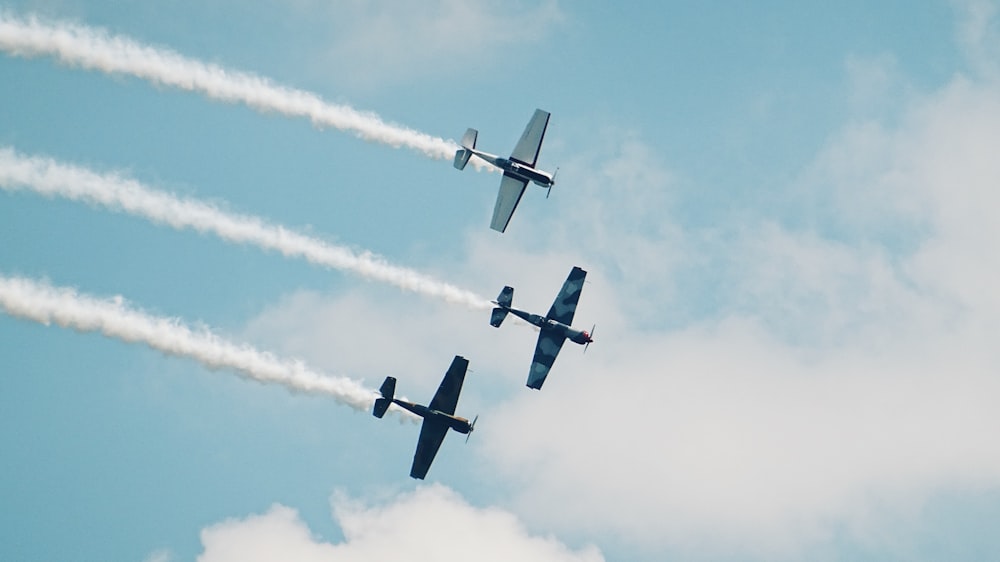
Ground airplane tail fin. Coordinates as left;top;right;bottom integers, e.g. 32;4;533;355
489;286;513;327
453;128;478;170
372;376;396;419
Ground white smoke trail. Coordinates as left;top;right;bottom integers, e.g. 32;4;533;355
0;147;492;310
0;12;486;166
0;274;418;421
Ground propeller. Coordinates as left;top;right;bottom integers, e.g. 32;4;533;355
546;167;559;199
584;323;596;354
465;414;479;444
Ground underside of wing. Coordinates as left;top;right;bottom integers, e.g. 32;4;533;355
410;419;449;479
491;173;529;233
526;331;566;390
427;355;469;415
510;109;550;167
546;266;587;325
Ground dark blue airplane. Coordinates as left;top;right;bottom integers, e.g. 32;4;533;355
373;356;477;479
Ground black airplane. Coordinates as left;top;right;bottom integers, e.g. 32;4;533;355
373;355;477;479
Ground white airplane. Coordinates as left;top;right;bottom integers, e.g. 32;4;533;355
453;109;556;233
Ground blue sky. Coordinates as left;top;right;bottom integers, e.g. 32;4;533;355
3;1;1000;560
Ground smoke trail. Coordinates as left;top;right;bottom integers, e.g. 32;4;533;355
0;274;417;421
0;147;493;310
0;12;483;166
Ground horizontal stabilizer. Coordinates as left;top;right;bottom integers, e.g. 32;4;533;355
461;128;478;150
379;376;397;399
496;286;513;307
490;307;509;328
373;397;390;418
454;149;472;170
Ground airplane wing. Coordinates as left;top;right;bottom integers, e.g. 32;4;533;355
510;109;550;167
410;418;449;479
427;355;469;415
526;330;567;390
545;266;588;325
490;173;529;233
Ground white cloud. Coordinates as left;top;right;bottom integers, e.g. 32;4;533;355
294;0;563;89
480;316;1000;556
197;485;602;562
800;73;1000;320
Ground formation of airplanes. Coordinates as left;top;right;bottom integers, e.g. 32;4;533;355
374;110;597;479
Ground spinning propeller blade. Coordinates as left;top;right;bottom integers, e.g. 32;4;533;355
546;167;559;199
465;414;479;444
584;323;596;353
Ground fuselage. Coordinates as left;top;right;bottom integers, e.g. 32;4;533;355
504;306;593;345
470;150;555;188
391;399;473;434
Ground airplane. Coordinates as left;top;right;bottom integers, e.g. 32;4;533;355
489;266;594;390
372;355;477;480
453;108;556;233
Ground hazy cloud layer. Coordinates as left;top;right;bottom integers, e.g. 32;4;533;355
473;48;1000;558
211;1;1000;558
302;0;563;88
242;51;1000;559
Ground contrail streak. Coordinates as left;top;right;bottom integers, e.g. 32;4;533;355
0;12;483;166
0;274;417;421
0;147;492;310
